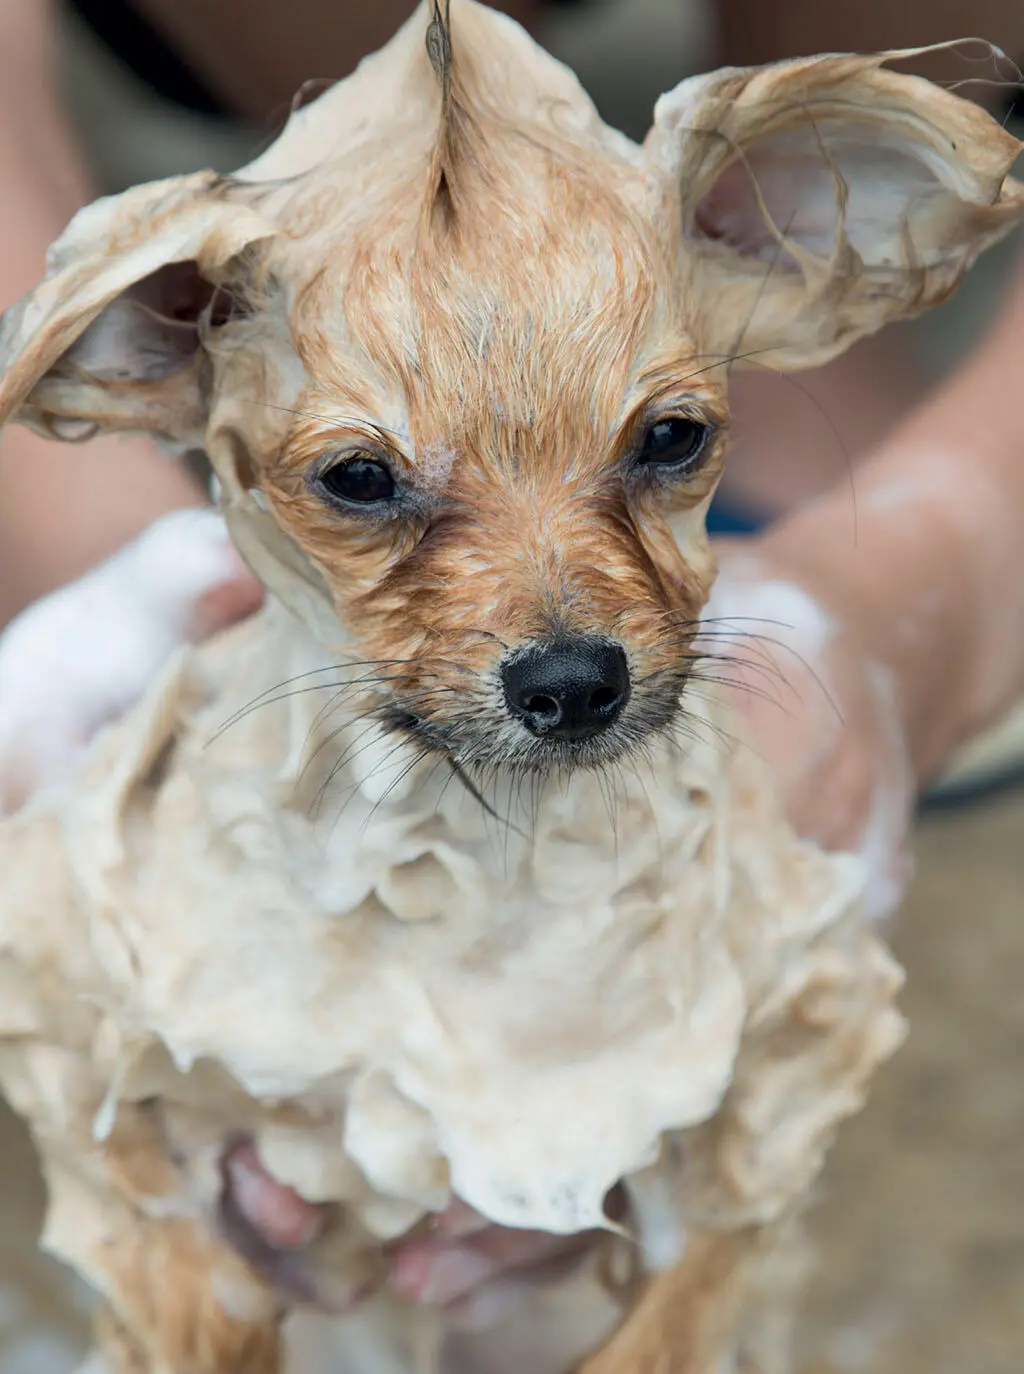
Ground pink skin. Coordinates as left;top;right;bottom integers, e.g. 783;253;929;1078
223;1141;327;1252
221;1140;585;1312
188;562;265;642
389;1212;590;1309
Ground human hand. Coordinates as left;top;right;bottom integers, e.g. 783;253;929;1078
219;1139;601;1330
0;508;264;815
704;540;916;922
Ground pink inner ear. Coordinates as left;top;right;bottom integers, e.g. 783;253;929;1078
692;124;943;267
134;261;217;323
693;144;842;264
63;263;245;384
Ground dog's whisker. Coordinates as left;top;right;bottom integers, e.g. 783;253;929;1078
357;746;438;837
685;655;791;691
448;759;523;836
684;681;793;721
305;674;457;744
303;686;459;817
299;686;458;799
319;729;430;832
664;712;738;764
685;670;793;712
207;659;447;741
213;654;477;742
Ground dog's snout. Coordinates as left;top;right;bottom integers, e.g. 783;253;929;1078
501;638;631;740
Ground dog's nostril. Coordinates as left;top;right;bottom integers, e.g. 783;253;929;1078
501;637;631;741
588;686;622;716
524;693;561;721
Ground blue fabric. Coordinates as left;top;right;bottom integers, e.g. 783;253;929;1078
705;499;767;537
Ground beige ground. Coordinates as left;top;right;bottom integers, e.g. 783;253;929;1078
798;790;1024;1374
1;788;1021;1373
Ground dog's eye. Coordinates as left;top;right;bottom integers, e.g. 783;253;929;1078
319;455;396;507
635;417;711;472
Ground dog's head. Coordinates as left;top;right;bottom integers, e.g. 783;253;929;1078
1;3;1021;774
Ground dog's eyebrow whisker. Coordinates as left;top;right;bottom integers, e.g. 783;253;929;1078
674;345;780;385
725;210;798;379
737;357;858;543
238;397;404;440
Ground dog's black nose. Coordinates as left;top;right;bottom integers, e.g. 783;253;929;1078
501;638;631;740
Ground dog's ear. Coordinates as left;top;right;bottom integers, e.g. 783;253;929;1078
645;50;1024;370
0;171;276;447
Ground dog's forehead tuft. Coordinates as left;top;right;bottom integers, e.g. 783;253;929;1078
276;142;677;477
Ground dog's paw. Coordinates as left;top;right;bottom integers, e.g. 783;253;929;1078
0;509;263;814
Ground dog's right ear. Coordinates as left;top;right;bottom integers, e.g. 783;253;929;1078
644;50;1024;371
0;171;276;449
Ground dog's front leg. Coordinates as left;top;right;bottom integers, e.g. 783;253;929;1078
72;1104;285;1374
575;1227;773;1374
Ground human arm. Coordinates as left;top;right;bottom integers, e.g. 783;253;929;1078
704;0;1024;878
755;249;1024;784
709;246;1024;927
0;0;213;626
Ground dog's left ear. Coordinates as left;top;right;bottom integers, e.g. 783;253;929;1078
0;171;276;446
645;50;1024;370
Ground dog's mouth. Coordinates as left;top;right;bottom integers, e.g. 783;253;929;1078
349;636;695;781
376;674;687;778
